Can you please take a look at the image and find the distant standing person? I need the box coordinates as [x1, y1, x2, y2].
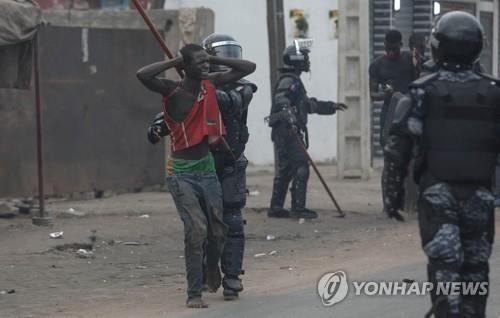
[369, 30, 418, 215]
[369, 29, 417, 145]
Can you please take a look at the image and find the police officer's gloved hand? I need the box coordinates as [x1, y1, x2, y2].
[382, 84, 394, 96]
[147, 126, 162, 144]
[334, 102, 348, 111]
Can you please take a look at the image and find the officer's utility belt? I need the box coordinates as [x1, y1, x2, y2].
[265, 109, 293, 127]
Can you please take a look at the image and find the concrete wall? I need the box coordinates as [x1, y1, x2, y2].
[0, 43, 33, 89]
[34, 0, 158, 10]
[0, 9, 214, 197]
[164, 0, 339, 165]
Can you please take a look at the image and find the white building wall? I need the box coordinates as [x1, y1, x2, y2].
[164, 0, 339, 165]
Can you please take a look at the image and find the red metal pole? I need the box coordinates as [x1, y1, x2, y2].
[32, 32, 52, 226]
[292, 130, 345, 217]
[34, 33, 45, 219]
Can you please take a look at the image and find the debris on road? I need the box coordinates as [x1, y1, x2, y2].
[0, 289, 16, 295]
[62, 208, 86, 217]
[136, 265, 148, 269]
[123, 241, 141, 246]
[76, 249, 94, 259]
[254, 253, 267, 258]
[0, 201, 17, 219]
[266, 234, 276, 241]
[298, 218, 305, 224]
[139, 214, 150, 219]
[17, 203, 32, 215]
[249, 190, 260, 196]
[269, 250, 278, 256]
[49, 231, 64, 239]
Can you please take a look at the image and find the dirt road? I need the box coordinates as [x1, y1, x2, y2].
[1, 166, 498, 318]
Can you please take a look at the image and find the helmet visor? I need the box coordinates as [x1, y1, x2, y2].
[212, 45, 242, 59]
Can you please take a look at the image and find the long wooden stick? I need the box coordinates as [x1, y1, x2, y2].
[132, 0, 242, 160]
[131, 0, 184, 78]
[292, 130, 345, 217]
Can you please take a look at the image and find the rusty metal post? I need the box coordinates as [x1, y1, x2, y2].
[32, 32, 52, 227]
[266, 0, 286, 174]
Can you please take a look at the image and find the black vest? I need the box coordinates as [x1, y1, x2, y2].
[423, 77, 500, 182]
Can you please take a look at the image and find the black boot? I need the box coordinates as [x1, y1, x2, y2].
[269, 154, 293, 218]
[290, 207, 318, 219]
[222, 275, 243, 300]
[268, 206, 290, 218]
[268, 181, 290, 218]
[290, 164, 316, 218]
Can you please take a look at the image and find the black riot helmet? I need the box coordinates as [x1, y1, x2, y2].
[282, 39, 313, 72]
[202, 33, 242, 72]
[430, 11, 483, 71]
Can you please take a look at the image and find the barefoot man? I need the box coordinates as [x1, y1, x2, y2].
[137, 44, 255, 308]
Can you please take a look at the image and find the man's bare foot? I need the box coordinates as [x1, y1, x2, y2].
[206, 266, 222, 293]
[186, 297, 208, 308]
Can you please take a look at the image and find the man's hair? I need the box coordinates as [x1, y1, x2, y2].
[385, 30, 402, 44]
[409, 33, 426, 49]
[180, 44, 204, 65]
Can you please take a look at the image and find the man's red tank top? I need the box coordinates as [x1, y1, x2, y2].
[162, 79, 226, 152]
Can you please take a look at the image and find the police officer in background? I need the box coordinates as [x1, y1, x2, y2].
[383, 12, 498, 317]
[267, 40, 347, 219]
[148, 34, 257, 300]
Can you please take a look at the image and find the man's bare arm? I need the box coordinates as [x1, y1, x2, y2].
[208, 56, 256, 87]
[136, 56, 183, 96]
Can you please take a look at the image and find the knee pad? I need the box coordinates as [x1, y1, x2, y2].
[221, 210, 245, 276]
[423, 223, 463, 266]
[221, 158, 248, 209]
[418, 186, 459, 248]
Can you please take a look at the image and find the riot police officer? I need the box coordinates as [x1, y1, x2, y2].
[148, 34, 256, 301]
[267, 40, 347, 219]
[202, 33, 256, 300]
[383, 12, 498, 317]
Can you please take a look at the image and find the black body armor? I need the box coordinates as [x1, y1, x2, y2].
[418, 76, 500, 182]
[269, 72, 309, 130]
